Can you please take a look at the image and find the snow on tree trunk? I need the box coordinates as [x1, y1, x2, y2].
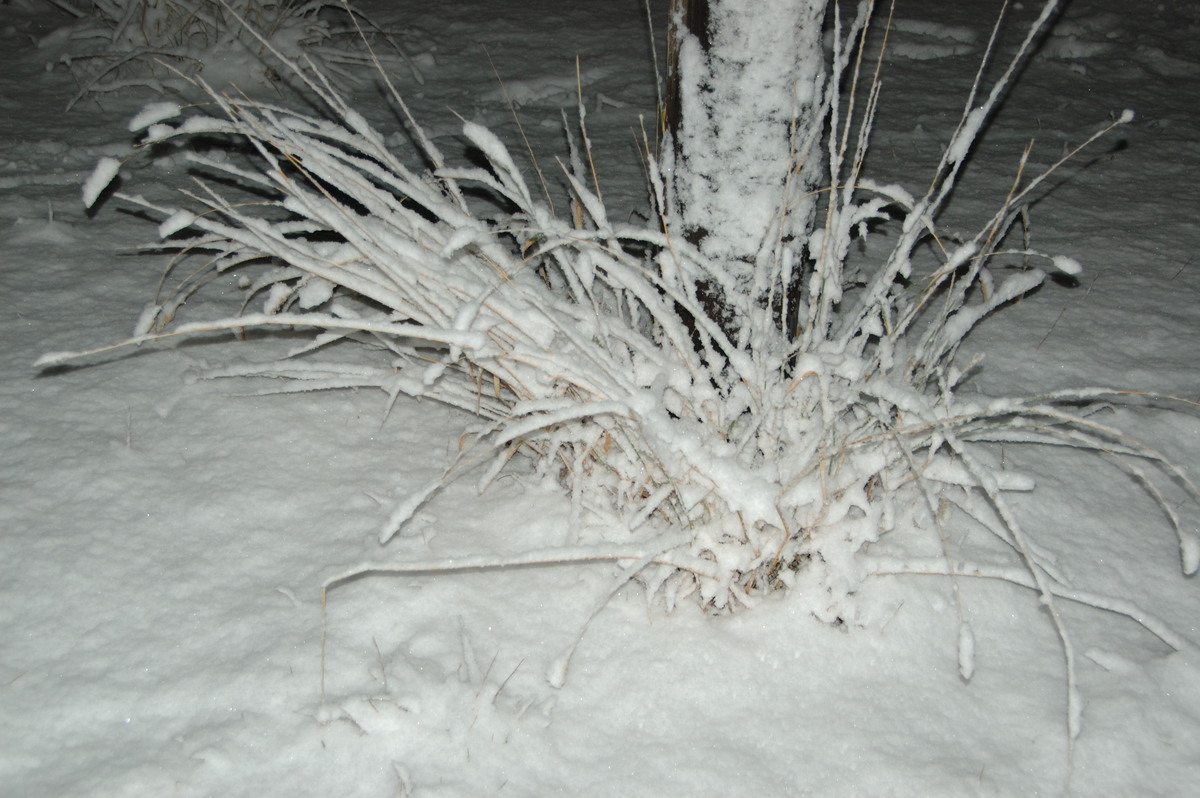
[666, 0, 829, 334]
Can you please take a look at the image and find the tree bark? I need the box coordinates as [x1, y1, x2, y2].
[666, 0, 829, 336]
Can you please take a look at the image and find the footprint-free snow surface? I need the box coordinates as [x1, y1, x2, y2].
[2, 0, 1199, 795]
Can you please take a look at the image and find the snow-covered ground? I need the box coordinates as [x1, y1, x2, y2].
[2, 0, 1198, 795]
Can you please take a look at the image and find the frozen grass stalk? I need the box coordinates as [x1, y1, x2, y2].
[47, 0, 1198, 759]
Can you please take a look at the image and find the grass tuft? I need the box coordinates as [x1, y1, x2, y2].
[46, 0, 421, 110]
[51, 0, 1197, 755]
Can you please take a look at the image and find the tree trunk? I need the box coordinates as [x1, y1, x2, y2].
[666, 0, 829, 336]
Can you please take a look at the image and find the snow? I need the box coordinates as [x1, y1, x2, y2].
[1051, 254, 1084, 276]
[80, 155, 120, 208]
[127, 102, 181, 133]
[3, 0, 1199, 796]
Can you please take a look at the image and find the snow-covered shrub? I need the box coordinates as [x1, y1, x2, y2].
[44, 0, 420, 109]
[47, 0, 1197, 743]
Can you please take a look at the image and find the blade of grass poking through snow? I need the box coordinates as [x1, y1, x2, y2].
[946, 431, 1083, 748]
[862, 557, 1197, 656]
[484, 47, 556, 214]
[320, 532, 698, 699]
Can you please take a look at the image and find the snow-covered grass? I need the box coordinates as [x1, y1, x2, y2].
[43, 0, 422, 110]
[42, 0, 1200, 758]
[6, 0, 1200, 794]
